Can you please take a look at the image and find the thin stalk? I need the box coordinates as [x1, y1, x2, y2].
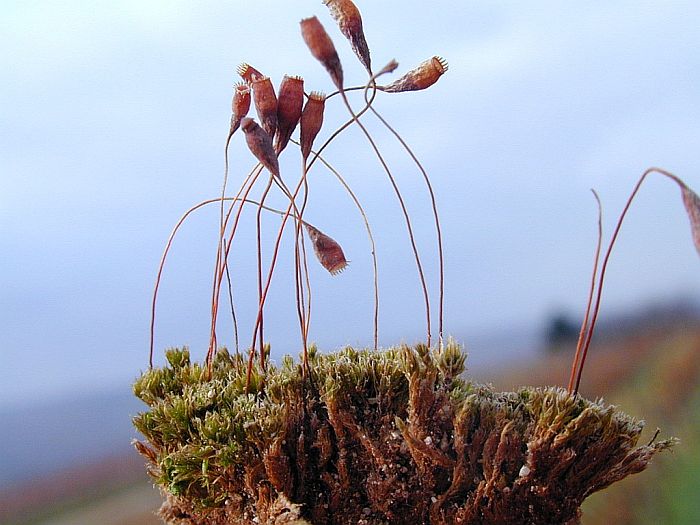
[150, 199, 213, 368]
[209, 164, 265, 365]
[220, 132, 238, 354]
[246, 201, 295, 387]
[294, 164, 311, 367]
[282, 155, 314, 373]
[252, 171, 312, 371]
[150, 193, 292, 368]
[292, 138, 379, 352]
[305, 75, 380, 172]
[573, 167, 678, 394]
[278, 174, 313, 343]
[326, 84, 393, 100]
[293, 204, 310, 371]
[339, 88, 432, 347]
[255, 176, 275, 366]
[365, 96, 444, 347]
[245, 167, 313, 375]
[244, 171, 311, 369]
[272, 175, 313, 358]
[209, 162, 262, 358]
[326, 84, 373, 100]
[294, 239, 308, 344]
[567, 190, 602, 393]
[223, 259, 239, 354]
[301, 231, 312, 341]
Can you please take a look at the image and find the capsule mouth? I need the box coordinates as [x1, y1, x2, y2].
[240, 117, 256, 132]
[237, 63, 253, 77]
[234, 82, 250, 94]
[432, 56, 449, 74]
[329, 261, 348, 275]
[237, 63, 264, 83]
[283, 74, 304, 83]
[309, 91, 327, 101]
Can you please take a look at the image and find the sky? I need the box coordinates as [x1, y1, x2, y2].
[2, 0, 699, 409]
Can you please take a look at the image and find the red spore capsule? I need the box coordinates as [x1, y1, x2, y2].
[382, 56, 448, 93]
[324, 0, 371, 73]
[241, 117, 280, 178]
[229, 82, 251, 135]
[299, 91, 326, 162]
[251, 76, 278, 140]
[237, 62, 264, 84]
[300, 16, 343, 89]
[275, 75, 304, 154]
[305, 223, 348, 275]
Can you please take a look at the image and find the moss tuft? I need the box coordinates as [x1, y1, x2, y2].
[133, 345, 674, 524]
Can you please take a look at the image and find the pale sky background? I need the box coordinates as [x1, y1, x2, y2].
[2, 0, 699, 409]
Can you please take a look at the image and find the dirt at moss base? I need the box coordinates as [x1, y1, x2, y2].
[133, 344, 673, 524]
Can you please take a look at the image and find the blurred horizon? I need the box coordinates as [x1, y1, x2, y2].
[3, 294, 698, 411]
[2, 295, 698, 493]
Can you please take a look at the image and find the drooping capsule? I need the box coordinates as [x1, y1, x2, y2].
[237, 62, 264, 84]
[299, 91, 326, 162]
[251, 76, 278, 140]
[229, 82, 251, 136]
[323, 0, 371, 73]
[382, 56, 448, 93]
[305, 223, 348, 275]
[300, 16, 343, 89]
[679, 181, 700, 256]
[241, 117, 280, 178]
[275, 75, 304, 154]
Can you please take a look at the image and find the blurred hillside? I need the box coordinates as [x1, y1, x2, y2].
[473, 319, 700, 525]
[3, 318, 699, 524]
[0, 454, 160, 525]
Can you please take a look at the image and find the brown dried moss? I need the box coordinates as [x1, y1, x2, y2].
[133, 344, 673, 524]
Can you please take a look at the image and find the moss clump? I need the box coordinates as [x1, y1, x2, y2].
[133, 344, 673, 524]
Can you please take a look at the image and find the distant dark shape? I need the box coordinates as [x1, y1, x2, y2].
[544, 312, 579, 352]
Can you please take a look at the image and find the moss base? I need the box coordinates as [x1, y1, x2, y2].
[133, 344, 673, 524]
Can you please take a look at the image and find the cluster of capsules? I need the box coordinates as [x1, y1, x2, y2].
[201, 0, 450, 373]
[230, 0, 448, 180]
[225, 0, 448, 273]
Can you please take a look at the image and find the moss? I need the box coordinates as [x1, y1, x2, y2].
[133, 344, 674, 524]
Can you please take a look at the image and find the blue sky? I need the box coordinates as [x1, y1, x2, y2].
[2, 1, 699, 408]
